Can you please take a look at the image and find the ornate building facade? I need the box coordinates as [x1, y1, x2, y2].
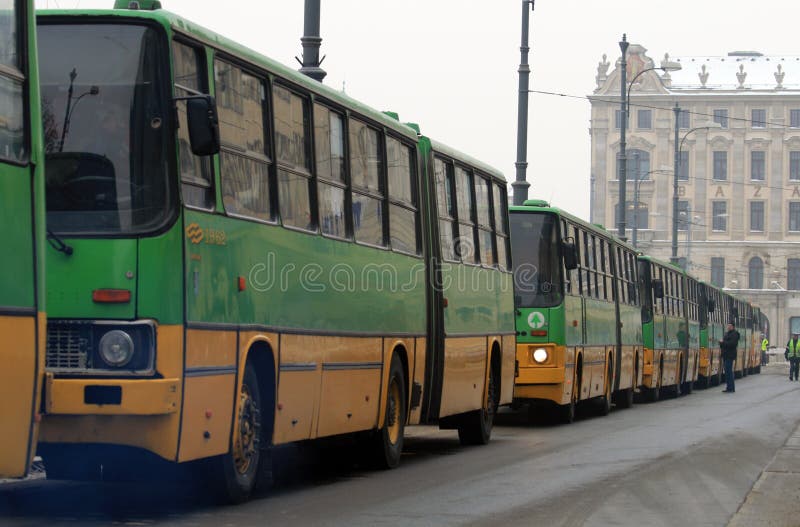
[590, 43, 800, 346]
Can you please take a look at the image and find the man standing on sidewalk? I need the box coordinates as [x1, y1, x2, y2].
[785, 332, 800, 381]
[761, 334, 769, 365]
[720, 322, 740, 393]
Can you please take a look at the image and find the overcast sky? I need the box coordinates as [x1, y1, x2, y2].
[35, 0, 800, 220]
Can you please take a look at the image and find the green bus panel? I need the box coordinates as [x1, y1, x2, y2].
[184, 210, 427, 333]
[441, 264, 513, 336]
[46, 238, 137, 319]
[515, 304, 566, 346]
[138, 221, 184, 325]
[0, 170, 35, 309]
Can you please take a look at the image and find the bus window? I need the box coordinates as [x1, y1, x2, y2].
[314, 104, 347, 238]
[274, 85, 313, 230]
[41, 24, 171, 234]
[493, 182, 509, 270]
[174, 41, 214, 209]
[387, 136, 418, 254]
[454, 166, 477, 263]
[509, 212, 562, 307]
[434, 158, 456, 260]
[474, 175, 493, 265]
[216, 59, 271, 221]
[349, 117, 384, 246]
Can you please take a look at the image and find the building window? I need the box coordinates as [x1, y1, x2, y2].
[711, 257, 725, 287]
[713, 151, 727, 180]
[637, 109, 652, 129]
[678, 151, 689, 181]
[752, 109, 767, 128]
[615, 109, 622, 129]
[790, 202, 800, 232]
[750, 201, 765, 232]
[712, 201, 727, 231]
[615, 201, 649, 230]
[751, 151, 766, 181]
[713, 109, 728, 129]
[790, 152, 800, 181]
[789, 259, 800, 290]
[677, 200, 690, 231]
[616, 149, 650, 181]
[678, 110, 690, 129]
[749, 257, 764, 289]
[791, 109, 800, 128]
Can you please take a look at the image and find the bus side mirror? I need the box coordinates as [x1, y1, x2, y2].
[652, 278, 664, 299]
[186, 96, 220, 156]
[562, 239, 578, 271]
[708, 299, 716, 313]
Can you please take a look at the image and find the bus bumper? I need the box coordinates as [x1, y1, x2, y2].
[44, 374, 180, 415]
[513, 343, 570, 404]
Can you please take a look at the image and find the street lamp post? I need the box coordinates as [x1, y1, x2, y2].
[617, 34, 629, 239]
[616, 39, 681, 239]
[671, 113, 722, 264]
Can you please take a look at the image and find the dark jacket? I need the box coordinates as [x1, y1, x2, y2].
[720, 329, 740, 361]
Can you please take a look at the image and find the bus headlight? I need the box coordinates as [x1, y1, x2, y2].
[98, 330, 135, 367]
[533, 348, 548, 364]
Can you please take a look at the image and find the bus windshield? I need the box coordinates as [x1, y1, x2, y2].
[38, 23, 171, 235]
[510, 211, 563, 308]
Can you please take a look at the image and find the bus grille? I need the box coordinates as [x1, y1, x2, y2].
[46, 324, 89, 371]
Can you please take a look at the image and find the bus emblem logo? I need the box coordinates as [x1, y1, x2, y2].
[528, 311, 546, 329]
[186, 223, 204, 244]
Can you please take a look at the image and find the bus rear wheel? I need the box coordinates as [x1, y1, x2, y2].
[370, 353, 406, 468]
[214, 363, 267, 504]
[595, 362, 613, 416]
[458, 360, 499, 445]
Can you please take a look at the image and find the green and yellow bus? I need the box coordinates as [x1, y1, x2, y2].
[36, 0, 514, 502]
[637, 255, 699, 400]
[510, 200, 642, 423]
[0, 0, 46, 479]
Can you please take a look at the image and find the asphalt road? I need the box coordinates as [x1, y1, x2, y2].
[2, 367, 798, 527]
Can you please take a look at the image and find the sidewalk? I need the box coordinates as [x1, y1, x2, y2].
[728, 363, 800, 527]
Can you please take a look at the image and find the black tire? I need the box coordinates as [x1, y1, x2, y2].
[214, 363, 264, 504]
[645, 367, 661, 402]
[370, 353, 406, 467]
[558, 398, 576, 424]
[669, 361, 683, 398]
[557, 379, 578, 424]
[614, 387, 634, 409]
[41, 448, 101, 481]
[458, 358, 499, 445]
[595, 362, 612, 416]
[682, 359, 694, 395]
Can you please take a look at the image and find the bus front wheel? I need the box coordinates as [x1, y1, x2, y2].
[215, 362, 266, 503]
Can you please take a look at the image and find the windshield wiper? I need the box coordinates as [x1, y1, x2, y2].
[47, 229, 74, 256]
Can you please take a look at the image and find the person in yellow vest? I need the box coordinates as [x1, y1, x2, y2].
[761, 334, 769, 365]
[786, 332, 800, 381]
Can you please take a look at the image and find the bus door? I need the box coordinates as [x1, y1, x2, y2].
[0, 0, 44, 478]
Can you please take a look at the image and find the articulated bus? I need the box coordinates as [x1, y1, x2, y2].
[36, 1, 514, 502]
[637, 256, 699, 400]
[0, 0, 46, 478]
[510, 200, 642, 423]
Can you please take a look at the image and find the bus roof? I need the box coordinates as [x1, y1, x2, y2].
[38, 6, 420, 143]
[510, 199, 638, 252]
[428, 138, 507, 183]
